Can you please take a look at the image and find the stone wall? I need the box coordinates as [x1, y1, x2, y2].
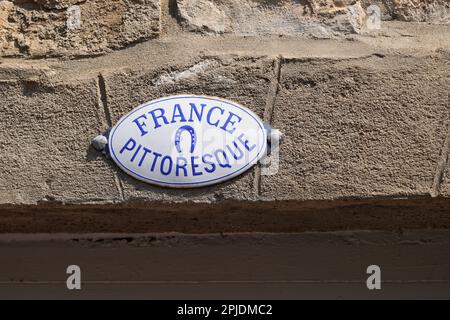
[2, 0, 449, 57]
[1, 0, 450, 232]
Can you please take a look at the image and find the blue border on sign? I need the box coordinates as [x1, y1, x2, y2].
[109, 95, 267, 187]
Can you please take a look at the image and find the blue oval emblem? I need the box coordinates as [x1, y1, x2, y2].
[109, 95, 267, 188]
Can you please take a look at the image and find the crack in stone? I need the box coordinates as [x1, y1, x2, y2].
[159, 0, 166, 35]
[96, 72, 124, 201]
[160, 0, 178, 36]
[264, 55, 282, 124]
[431, 93, 450, 197]
[255, 55, 283, 196]
[114, 174, 125, 202]
[97, 73, 112, 128]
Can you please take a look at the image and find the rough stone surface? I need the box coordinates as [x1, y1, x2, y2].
[31, 0, 83, 9]
[354, 1, 450, 23]
[0, 74, 120, 204]
[0, 8, 449, 230]
[389, 0, 450, 22]
[1, 0, 449, 59]
[261, 55, 450, 200]
[0, 29, 450, 208]
[104, 56, 275, 202]
[176, 0, 368, 37]
[438, 144, 450, 197]
[0, 0, 160, 58]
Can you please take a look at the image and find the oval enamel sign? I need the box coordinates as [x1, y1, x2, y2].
[109, 95, 267, 188]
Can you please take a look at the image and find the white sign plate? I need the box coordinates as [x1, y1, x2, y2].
[109, 95, 267, 188]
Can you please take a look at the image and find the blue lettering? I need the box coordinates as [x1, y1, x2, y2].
[188, 103, 207, 122]
[226, 141, 244, 160]
[202, 154, 216, 173]
[139, 147, 152, 167]
[176, 157, 188, 177]
[160, 156, 173, 176]
[133, 114, 149, 136]
[149, 108, 169, 129]
[150, 152, 162, 172]
[214, 149, 232, 168]
[190, 156, 203, 176]
[238, 133, 256, 152]
[171, 104, 187, 123]
[130, 144, 142, 162]
[119, 137, 136, 154]
[220, 112, 242, 134]
[207, 106, 224, 127]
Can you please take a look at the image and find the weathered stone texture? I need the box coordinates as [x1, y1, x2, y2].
[0, 0, 160, 58]
[390, 0, 450, 22]
[438, 137, 450, 197]
[1, 51, 450, 205]
[1, 0, 449, 59]
[360, 0, 450, 22]
[0, 77, 119, 204]
[176, 0, 368, 37]
[31, 0, 83, 9]
[103, 56, 275, 202]
[261, 55, 450, 200]
[0, 0, 450, 208]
